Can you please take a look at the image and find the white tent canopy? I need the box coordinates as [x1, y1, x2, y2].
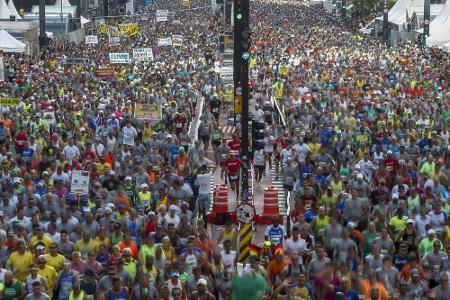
[0, 0, 10, 19]
[374, 0, 409, 26]
[429, 0, 450, 33]
[0, 30, 25, 53]
[427, 0, 450, 49]
[80, 15, 90, 28]
[7, 0, 21, 19]
[387, 0, 409, 25]
[54, 0, 72, 6]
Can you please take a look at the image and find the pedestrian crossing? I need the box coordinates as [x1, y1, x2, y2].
[221, 126, 235, 134]
[269, 166, 287, 216]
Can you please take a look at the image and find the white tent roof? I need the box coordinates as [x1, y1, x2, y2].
[0, 0, 10, 19]
[80, 15, 90, 28]
[0, 29, 25, 53]
[427, 24, 450, 46]
[388, 0, 409, 25]
[430, 0, 450, 32]
[426, 0, 450, 48]
[375, 0, 409, 26]
[7, 0, 21, 19]
[54, 0, 72, 6]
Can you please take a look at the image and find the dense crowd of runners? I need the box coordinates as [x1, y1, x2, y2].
[0, 0, 450, 299]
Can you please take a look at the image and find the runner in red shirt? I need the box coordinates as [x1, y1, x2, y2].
[227, 134, 241, 157]
[224, 151, 241, 199]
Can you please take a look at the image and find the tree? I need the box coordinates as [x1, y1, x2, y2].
[350, 0, 396, 19]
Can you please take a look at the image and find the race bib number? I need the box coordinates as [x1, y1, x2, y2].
[284, 176, 294, 185]
[229, 174, 238, 180]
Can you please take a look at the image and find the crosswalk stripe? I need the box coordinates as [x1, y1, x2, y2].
[221, 126, 235, 134]
[269, 167, 287, 216]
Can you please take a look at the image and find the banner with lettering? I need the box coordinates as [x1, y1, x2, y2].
[109, 53, 131, 64]
[157, 37, 172, 47]
[156, 10, 169, 22]
[71, 170, 90, 195]
[85, 35, 98, 44]
[0, 97, 19, 106]
[133, 48, 154, 62]
[118, 23, 140, 37]
[109, 36, 120, 46]
[95, 68, 116, 79]
[134, 103, 162, 120]
[171, 35, 183, 47]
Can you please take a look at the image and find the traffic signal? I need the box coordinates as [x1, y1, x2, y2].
[241, 29, 251, 61]
[235, 0, 243, 20]
[248, 79, 253, 92]
[252, 120, 265, 150]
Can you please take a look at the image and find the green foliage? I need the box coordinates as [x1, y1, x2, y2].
[349, 0, 396, 18]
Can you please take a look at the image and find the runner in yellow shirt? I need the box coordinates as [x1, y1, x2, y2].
[7, 241, 34, 282]
[37, 255, 57, 298]
[44, 243, 66, 272]
[28, 227, 53, 253]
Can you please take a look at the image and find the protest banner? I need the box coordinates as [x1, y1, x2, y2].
[60, 58, 90, 65]
[158, 37, 172, 47]
[109, 36, 121, 46]
[98, 24, 110, 34]
[278, 65, 290, 76]
[71, 170, 90, 195]
[171, 35, 183, 47]
[134, 103, 163, 120]
[118, 23, 140, 36]
[0, 97, 19, 106]
[133, 48, 154, 62]
[156, 9, 169, 22]
[95, 68, 116, 79]
[109, 53, 131, 64]
[85, 35, 98, 44]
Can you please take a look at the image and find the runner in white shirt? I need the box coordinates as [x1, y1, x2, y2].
[284, 226, 307, 263]
[294, 139, 310, 163]
[122, 122, 138, 146]
[62, 138, 80, 164]
[196, 164, 212, 218]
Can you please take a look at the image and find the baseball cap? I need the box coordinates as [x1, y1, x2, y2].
[428, 229, 436, 235]
[125, 176, 132, 181]
[411, 268, 420, 277]
[169, 204, 177, 211]
[406, 218, 414, 224]
[197, 278, 207, 286]
[170, 271, 179, 277]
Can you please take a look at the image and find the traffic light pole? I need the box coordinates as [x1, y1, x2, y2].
[240, 0, 250, 203]
[233, 0, 242, 124]
[423, 0, 430, 48]
[383, 0, 389, 47]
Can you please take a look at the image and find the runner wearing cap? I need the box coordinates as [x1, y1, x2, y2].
[224, 151, 241, 198]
